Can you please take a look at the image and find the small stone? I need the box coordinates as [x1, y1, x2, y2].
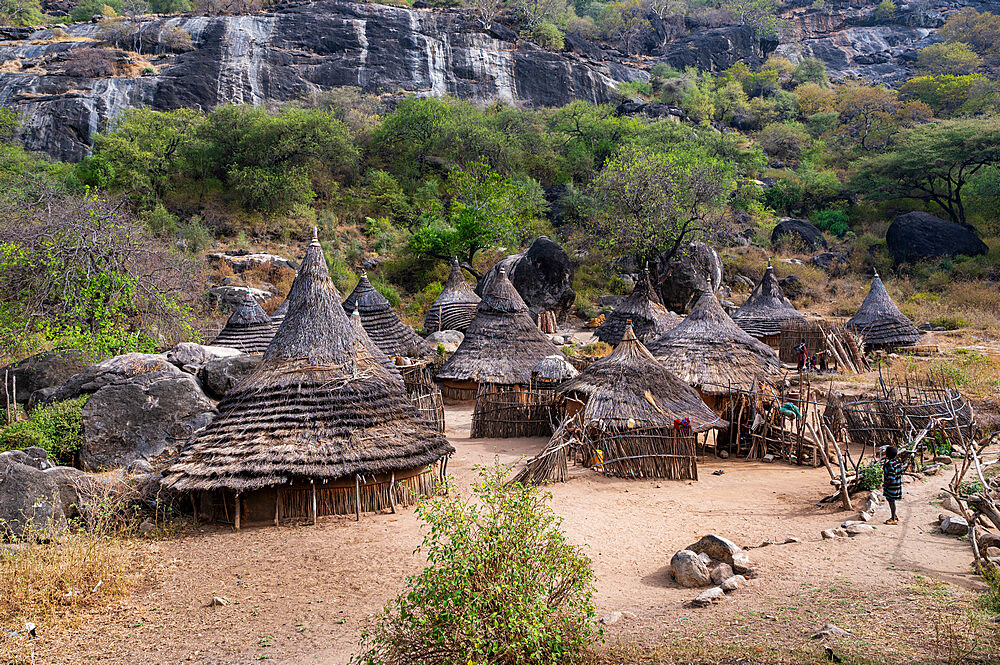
[934, 456, 953, 465]
[941, 516, 969, 536]
[762, 454, 775, 463]
[942, 495, 963, 515]
[710, 563, 734, 585]
[600, 611, 623, 625]
[821, 529, 837, 540]
[923, 464, 941, 476]
[670, 550, 712, 588]
[138, 520, 156, 535]
[210, 596, 229, 607]
[845, 524, 875, 536]
[783, 537, 801, 544]
[718, 450, 729, 459]
[903, 475, 915, 484]
[841, 520, 862, 528]
[859, 511, 872, 522]
[812, 623, 849, 639]
[986, 547, 1000, 559]
[832, 528, 848, 538]
[690, 587, 725, 607]
[720, 575, 745, 592]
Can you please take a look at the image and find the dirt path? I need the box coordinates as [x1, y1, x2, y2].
[41, 404, 982, 664]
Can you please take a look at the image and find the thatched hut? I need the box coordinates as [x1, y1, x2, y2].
[558, 324, 724, 480]
[436, 268, 565, 401]
[647, 291, 782, 410]
[270, 298, 288, 328]
[423, 258, 481, 333]
[163, 234, 453, 527]
[343, 272, 426, 357]
[531, 355, 579, 389]
[845, 272, 921, 351]
[213, 290, 276, 354]
[731, 262, 805, 348]
[594, 270, 680, 346]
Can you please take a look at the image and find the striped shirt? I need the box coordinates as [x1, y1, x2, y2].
[883, 458, 903, 500]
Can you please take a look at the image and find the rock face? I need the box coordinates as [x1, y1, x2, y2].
[886, 211, 988, 265]
[164, 342, 243, 369]
[2, 351, 93, 405]
[206, 250, 297, 274]
[208, 286, 274, 313]
[477, 236, 576, 320]
[0, 0, 640, 161]
[199, 354, 262, 399]
[79, 372, 217, 470]
[772, 218, 827, 251]
[660, 25, 768, 72]
[0, 460, 65, 538]
[41, 353, 182, 405]
[655, 242, 723, 313]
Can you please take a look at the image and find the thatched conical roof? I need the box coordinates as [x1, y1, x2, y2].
[424, 258, 481, 333]
[270, 298, 289, 327]
[343, 272, 426, 357]
[531, 355, 579, 385]
[163, 233, 452, 493]
[731, 263, 805, 338]
[436, 268, 565, 386]
[647, 291, 782, 395]
[560, 324, 723, 432]
[845, 272, 921, 348]
[595, 270, 681, 346]
[212, 290, 276, 354]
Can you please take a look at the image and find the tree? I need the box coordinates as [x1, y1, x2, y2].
[468, 0, 501, 29]
[407, 159, 547, 277]
[938, 7, 1000, 63]
[900, 73, 999, 117]
[916, 42, 982, 76]
[598, 0, 652, 54]
[835, 81, 931, 152]
[0, 0, 43, 26]
[510, 0, 569, 29]
[724, 0, 785, 40]
[588, 143, 735, 266]
[793, 57, 829, 86]
[852, 118, 1000, 225]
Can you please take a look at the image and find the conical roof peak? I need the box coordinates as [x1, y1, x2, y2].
[732, 262, 804, 338]
[477, 266, 529, 314]
[845, 273, 920, 348]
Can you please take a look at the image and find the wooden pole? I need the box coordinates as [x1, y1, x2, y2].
[234, 492, 241, 531]
[389, 472, 397, 514]
[274, 488, 280, 527]
[191, 493, 198, 524]
[829, 437, 853, 511]
[355, 475, 361, 522]
[311, 480, 317, 525]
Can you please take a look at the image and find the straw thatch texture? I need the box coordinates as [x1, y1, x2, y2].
[436, 269, 566, 387]
[423, 259, 481, 333]
[270, 298, 288, 327]
[647, 292, 782, 396]
[594, 271, 680, 346]
[731, 264, 805, 339]
[343, 272, 426, 357]
[560, 324, 724, 433]
[163, 235, 453, 497]
[212, 290, 276, 354]
[531, 355, 579, 387]
[845, 274, 921, 350]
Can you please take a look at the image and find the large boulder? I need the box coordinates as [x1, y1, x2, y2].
[425, 330, 464, 354]
[1, 351, 92, 404]
[0, 447, 52, 472]
[79, 372, 217, 471]
[686, 534, 753, 575]
[772, 218, 827, 251]
[886, 212, 988, 265]
[207, 286, 274, 314]
[199, 355, 262, 399]
[0, 461, 65, 539]
[39, 353, 183, 407]
[476, 236, 576, 320]
[206, 250, 298, 274]
[655, 241, 723, 313]
[164, 342, 243, 369]
[670, 549, 712, 587]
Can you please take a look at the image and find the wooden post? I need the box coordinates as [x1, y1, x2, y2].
[274, 489, 280, 527]
[311, 480, 317, 525]
[355, 475, 361, 522]
[234, 492, 241, 531]
[190, 494, 198, 524]
[829, 437, 853, 511]
[389, 473, 396, 514]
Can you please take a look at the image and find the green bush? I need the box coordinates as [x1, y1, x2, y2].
[354, 463, 598, 665]
[857, 460, 884, 491]
[0, 396, 90, 464]
[370, 277, 402, 309]
[179, 218, 211, 253]
[811, 207, 850, 237]
[528, 22, 565, 51]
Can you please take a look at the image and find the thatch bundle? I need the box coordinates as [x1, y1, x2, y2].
[531, 355, 579, 387]
[343, 272, 426, 357]
[163, 233, 453, 524]
[731, 263, 805, 343]
[647, 291, 782, 400]
[212, 290, 276, 354]
[845, 273, 921, 350]
[270, 298, 288, 327]
[594, 270, 680, 346]
[423, 258, 481, 333]
[436, 268, 565, 399]
[560, 324, 724, 433]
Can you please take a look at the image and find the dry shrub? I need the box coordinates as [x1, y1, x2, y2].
[63, 47, 117, 78]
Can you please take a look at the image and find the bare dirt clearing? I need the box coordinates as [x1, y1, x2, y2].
[38, 405, 985, 665]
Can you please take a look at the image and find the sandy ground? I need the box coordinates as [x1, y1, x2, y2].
[40, 404, 985, 665]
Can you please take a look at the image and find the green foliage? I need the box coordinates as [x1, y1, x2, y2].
[142, 203, 178, 236]
[875, 0, 895, 19]
[916, 42, 983, 76]
[938, 8, 1000, 65]
[793, 58, 829, 86]
[597, 0, 651, 54]
[0, 396, 90, 464]
[725, 0, 785, 39]
[900, 73, 999, 117]
[370, 277, 401, 308]
[857, 460, 884, 491]
[811, 206, 850, 237]
[70, 0, 122, 21]
[757, 121, 811, 164]
[354, 463, 598, 665]
[179, 217, 211, 253]
[528, 21, 565, 50]
[0, 0, 44, 26]
[148, 0, 190, 12]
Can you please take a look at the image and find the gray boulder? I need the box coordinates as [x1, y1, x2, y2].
[39, 353, 182, 406]
[206, 250, 297, 274]
[1, 351, 92, 404]
[812, 252, 848, 271]
[670, 549, 712, 587]
[655, 241, 723, 313]
[886, 212, 988, 265]
[476, 236, 576, 321]
[686, 534, 753, 575]
[845, 524, 875, 536]
[208, 286, 273, 314]
[425, 330, 464, 354]
[199, 355, 262, 399]
[43, 465, 92, 518]
[720, 575, 745, 593]
[0, 447, 51, 471]
[941, 516, 969, 536]
[79, 372, 217, 471]
[709, 562, 734, 585]
[772, 218, 827, 251]
[164, 343, 242, 369]
[690, 586, 725, 607]
[0, 461, 65, 539]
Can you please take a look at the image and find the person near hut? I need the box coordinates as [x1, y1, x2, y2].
[795, 338, 808, 372]
[882, 446, 903, 525]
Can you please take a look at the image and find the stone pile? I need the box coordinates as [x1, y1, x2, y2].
[669, 534, 754, 607]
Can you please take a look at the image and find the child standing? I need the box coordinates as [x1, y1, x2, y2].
[882, 446, 903, 525]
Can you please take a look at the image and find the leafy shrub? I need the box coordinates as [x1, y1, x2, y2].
[158, 25, 193, 53]
[811, 207, 850, 237]
[354, 464, 598, 665]
[370, 277, 401, 309]
[857, 460, 884, 491]
[143, 203, 178, 236]
[179, 217, 211, 252]
[528, 22, 565, 51]
[0, 396, 89, 464]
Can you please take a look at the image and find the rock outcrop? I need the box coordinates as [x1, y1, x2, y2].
[199, 354, 262, 399]
[886, 211, 988, 264]
[0, 0, 641, 161]
[477, 236, 576, 321]
[39, 353, 182, 406]
[772, 218, 827, 251]
[655, 241, 723, 313]
[1, 351, 92, 405]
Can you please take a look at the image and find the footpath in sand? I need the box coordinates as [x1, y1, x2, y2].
[45, 404, 981, 664]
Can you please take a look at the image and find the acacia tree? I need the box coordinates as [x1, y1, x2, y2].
[835, 81, 931, 152]
[724, 0, 785, 40]
[852, 117, 1000, 225]
[588, 143, 735, 266]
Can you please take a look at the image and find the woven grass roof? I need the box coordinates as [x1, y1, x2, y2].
[845, 273, 921, 348]
[270, 298, 288, 327]
[731, 263, 805, 338]
[647, 291, 782, 395]
[343, 272, 426, 357]
[163, 233, 452, 493]
[436, 268, 565, 386]
[595, 270, 681, 346]
[212, 290, 276, 354]
[561, 324, 724, 432]
[424, 258, 481, 333]
[531, 355, 579, 384]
